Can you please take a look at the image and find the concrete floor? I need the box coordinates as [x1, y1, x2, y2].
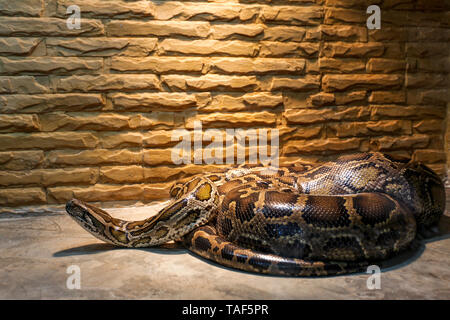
[0, 198, 449, 300]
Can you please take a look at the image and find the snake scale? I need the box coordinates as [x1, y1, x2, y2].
[65, 152, 445, 276]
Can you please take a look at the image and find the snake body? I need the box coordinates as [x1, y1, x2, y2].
[66, 152, 445, 276]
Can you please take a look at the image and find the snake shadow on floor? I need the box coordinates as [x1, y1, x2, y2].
[53, 241, 186, 257]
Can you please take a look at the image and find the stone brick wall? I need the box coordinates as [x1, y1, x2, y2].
[0, 0, 448, 208]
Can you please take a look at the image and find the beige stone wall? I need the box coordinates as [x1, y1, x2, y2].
[447, 102, 450, 185]
[0, 0, 448, 208]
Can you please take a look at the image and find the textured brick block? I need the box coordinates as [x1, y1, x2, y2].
[201, 93, 283, 112]
[46, 149, 142, 166]
[48, 184, 144, 202]
[319, 58, 365, 73]
[281, 126, 323, 140]
[0, 151, 44, 171]
[413, 120, 445, 133]
[162, 74, 258, 92]
[371, 135, 430, 151]
[209, 58, 306, 75]
[0, 94, 105, 113]
[107, 20, 210, 37]
[308, 92, 335, 107]
[159, 39, 258, 57]
[110, 57, 205, 73]
[368, 27, 407, 42]
[413, 149, 446, 163]
[0, 38, 43, 55]
[0, 0, 43, 17]
[0, 57, 103, 75]
[370, 105, 446, 120]
[406, 74, 448, 89]
[0, 76, 50, 93]
[142, 131, 177, 148]
[335, 91, 367, 105]
[142, 183, 172, 201]
[259, 42, 319, 58]
[262, 76, 320, 91]
[367, 59, 406, 73]
[110, 92, 210, 112]
[406, 43, 450, 58]
[328, 120, 411, 138]
[322, 42, 384, 58]
[0, 114, 40, 132]
[38, 113, 143, 132]
[415, 58, 450, 73]
[0, 168, 98, 187]
[261, 6, 323, 25]
[283, 137, 363, 155]
[369, 91, 406, 104]
[143, 149, 175, 166]
[0, 17, 104, 36]
[324, 0, 382, 9]
[263, 26, 320, 42]
[46, 38, 158, 57]
[320, 25, 367, 41]
[54, 0, 155, 19]
[100, 166, 145, 184]
[408, 27, 450, 42]
[186, 111, 278, 128]
[380, 0, 414, 10]
[55, 74, 161, 92]
[285, 106, 369, 124]
[322, 74, 403, 92]
[407, 89, 449, 106]
[154, 2, 253, 21]
[324, 8, 365, 24]
[0, 187, 46, 206]
[211, 24, 263, 39]
[98, 132, 144, 149]
[0, 132, 99, 151]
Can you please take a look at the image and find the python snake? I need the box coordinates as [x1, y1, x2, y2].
[65, 152, 445, 276]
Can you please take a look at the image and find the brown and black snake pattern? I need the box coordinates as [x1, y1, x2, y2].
[65, 152, 446, 276]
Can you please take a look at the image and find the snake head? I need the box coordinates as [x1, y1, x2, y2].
[65, 177, 220, 248]
[65, 198, 124, 245]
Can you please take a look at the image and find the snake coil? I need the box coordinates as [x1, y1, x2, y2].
[66, 152, 445, 276]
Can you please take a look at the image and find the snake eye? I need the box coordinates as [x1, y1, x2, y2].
[66, 199, 87, 220]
